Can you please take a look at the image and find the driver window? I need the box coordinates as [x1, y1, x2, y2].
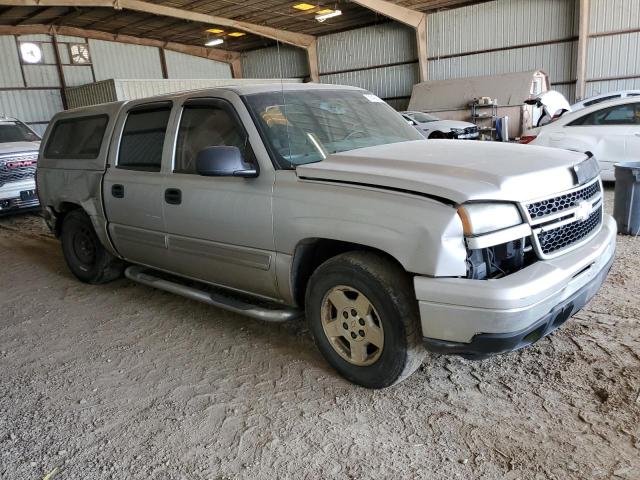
[174, 101, 251, 174]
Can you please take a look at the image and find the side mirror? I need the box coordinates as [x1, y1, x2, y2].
[195, 146, 258, 178]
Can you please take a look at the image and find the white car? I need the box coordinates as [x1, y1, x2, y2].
[522, 97, 640, 181]
[401, 111, 479, 140]
[571, 90, 640, 111]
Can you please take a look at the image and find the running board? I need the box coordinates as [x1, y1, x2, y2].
[124, 265, 302, 323]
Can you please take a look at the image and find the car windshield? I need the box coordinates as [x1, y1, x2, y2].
[409, 112, 439, 123]
[245, 90, 423, 168]
[0, 122, 40, 143]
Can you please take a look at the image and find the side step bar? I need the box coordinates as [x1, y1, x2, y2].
[124, 265, 303, 323]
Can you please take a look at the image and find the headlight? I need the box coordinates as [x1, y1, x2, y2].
[457, 203, 523, 236]
[450, 128, 465, 134]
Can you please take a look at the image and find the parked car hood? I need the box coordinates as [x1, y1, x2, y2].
[422, 120, 476, 130]
[296, 140, 584, 204]
[0, 141, 40, 157]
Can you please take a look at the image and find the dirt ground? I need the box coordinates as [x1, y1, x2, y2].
[1, 187, 639, 480]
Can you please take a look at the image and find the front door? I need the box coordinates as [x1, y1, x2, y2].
[559, 102, 637, 179]
[162, 96, 278, 299]
[103, 101, 172, 268]
[625, 101, 640, 162]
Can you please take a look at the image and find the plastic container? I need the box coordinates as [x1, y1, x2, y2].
[613, 162, 640, 235]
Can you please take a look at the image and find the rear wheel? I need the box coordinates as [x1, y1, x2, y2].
[61, 209, 124, 284]
[306, 251, 425, 388]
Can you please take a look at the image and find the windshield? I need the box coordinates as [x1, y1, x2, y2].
[409, 112, 439, 123]
[0, 122, 40, 143]
[245, 90, 423, 168]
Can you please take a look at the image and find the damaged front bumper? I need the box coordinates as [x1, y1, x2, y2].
[414, 214, 617, 357]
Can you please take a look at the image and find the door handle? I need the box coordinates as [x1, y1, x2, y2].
[634, 132, 640, 137]
[111, 184, 124, 198]
[164, 188, 182, 205]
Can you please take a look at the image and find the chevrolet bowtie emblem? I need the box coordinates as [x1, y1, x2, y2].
[575, 200, 592, 222]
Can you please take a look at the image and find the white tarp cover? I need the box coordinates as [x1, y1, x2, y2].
[408, 70, 549, 111]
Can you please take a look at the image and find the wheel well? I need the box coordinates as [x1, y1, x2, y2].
[53, 202, 82, 236]
[429, 131, 447, 139]
[290, 238, 406, 307]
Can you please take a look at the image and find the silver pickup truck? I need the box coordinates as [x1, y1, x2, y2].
[0, 116, 40, 213]
[37, 84, 616, 388]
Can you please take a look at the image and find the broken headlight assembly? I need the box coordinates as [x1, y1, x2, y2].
[457, 202, 537, 280]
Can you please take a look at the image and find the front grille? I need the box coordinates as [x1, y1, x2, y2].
[0, 153, 37, 187]
[523, 179, 604, 259]
[537, 207, 602, 255]
[527, 181, 600, 220]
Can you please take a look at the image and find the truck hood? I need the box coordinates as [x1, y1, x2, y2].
[296, 140, 585, 204]
[0, 141, 40, 157]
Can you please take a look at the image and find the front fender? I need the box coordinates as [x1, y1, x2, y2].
[273, 171, 467, 278]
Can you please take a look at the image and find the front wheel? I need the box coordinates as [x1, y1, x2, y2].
[61, 209, 124, 284]
[305, 252, 426, 388]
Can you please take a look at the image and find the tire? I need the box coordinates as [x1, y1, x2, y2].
[61, 209, 124, 284]
[429, 131, 446, 139]
[305, 251, 426, 389]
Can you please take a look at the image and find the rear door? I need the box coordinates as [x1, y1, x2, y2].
[103, 101, 173, 268]
[162, 94, 278, 298]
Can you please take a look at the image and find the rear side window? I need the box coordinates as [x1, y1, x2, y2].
[583, 95, 619, 107]
[118, 103, 172, 172]
[44, 115, 108, 159]
[569, 102, 640, 126]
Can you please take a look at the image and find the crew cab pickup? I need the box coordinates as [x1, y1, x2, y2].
[0, 116, 40, 213]
[36, 84, 616, 388]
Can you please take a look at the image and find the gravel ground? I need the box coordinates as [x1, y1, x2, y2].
[0, 188, 639, 480]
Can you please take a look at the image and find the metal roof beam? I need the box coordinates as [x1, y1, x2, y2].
[0, 23, 241, 65]
[0, 0, 315, 48]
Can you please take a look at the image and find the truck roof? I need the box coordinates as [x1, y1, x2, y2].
[57, 83, 367, 117]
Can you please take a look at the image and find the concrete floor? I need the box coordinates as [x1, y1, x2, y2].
[0, 188, 639, 479]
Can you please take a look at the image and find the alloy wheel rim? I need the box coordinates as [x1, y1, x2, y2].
[320, 285, 384, 366]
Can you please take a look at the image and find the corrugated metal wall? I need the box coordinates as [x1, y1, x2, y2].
[318, 22, 417, 72]
[241, 22, 418, 108]
[164, 50, 232, 79]
[318, 22, 417, 108]
[586, 0, 640, 97]
[242, 45, 309, 79]
[241, 0, 582, 108]
[0, 34, 63, 132]
[89, 40, 163, 80]
[427, 0, 578, 102]
[0, 33, 238, 133]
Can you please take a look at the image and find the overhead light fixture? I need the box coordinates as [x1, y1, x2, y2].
[293, 3, 316, 11]
[315, 9, 341, 22]
[228, 32, 246, 37]
[206, 28, 224, 34]
[205, 38, 224, 47]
